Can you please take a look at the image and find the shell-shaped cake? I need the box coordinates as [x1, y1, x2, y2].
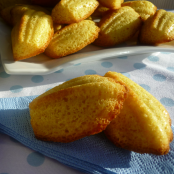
[35, 75, 114, 101]
[139, 9, 174, 45]
[1, 4, 49, 26]
[11, 9, 54, 61]
[45, 20, 100, 59]
[98, 0, 124, 10]
[51, 0, 99, 24]
[104, 71, 173, 155]
[29, 75, 128, 143]
[94, 6, 142, 47]
[121, 0, 157, 21]
[11, 4, 50, 26]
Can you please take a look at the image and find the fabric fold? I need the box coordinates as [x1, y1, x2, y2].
[0, 96, 174, 174]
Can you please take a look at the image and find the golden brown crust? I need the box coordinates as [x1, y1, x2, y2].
[45, 20, 100, 59]
[139, 9, 174, 45]
[11, 4, 50, 26]
[0, 4, 50, 26]
[104, 71, 173, 155]
[51, 0, 99, 24]
[121, 1, 157, 21]
[105, 130, 170, 155]
[11, 9, 54, 61]
[29, 75, 129, 143]
[93, 6, 142, 47]
[98, 0, 124, 10]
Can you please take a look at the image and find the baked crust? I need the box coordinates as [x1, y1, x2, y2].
[51, 0, 99, 24]
[104, 71, 173, 155]
[122, 0, 157, 21]
[93, 6, 142, 47]
[29, 75, 129, 143]
[11, 9, 54, 61]
[139, 9, 174, 45]
[11, 4, 50, 26]
[45, 20, 100, 59]
[98, 0, 124, 10]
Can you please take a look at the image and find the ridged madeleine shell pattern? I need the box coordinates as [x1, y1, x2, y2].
[139, 9, 174, 45]
[45, 20, 100, 59]
[11, 9, 54, 61]
[93, 6, 142, 47]
[29, 75, 128, 143]
[121, 1, 157, 21]
[11, 4, 50, 26]
[104, 71, 173, 155]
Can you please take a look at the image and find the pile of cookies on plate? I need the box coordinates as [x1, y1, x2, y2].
[1, 0, 174, 61]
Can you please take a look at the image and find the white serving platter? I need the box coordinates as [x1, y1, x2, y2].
[1, 17, 174, 75]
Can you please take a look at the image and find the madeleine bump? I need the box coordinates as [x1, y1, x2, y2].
[11, 9, 54, 61]
[104, 71, 173, 155]
[45, 20, 100, 59]
[51, 0, 99, 24]
[122, 0, 157, 21]
[139, 9, 174, 45]
[94, 6, 142, 47]
[29, 75, 128, 143]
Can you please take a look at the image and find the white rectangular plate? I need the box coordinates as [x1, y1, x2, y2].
[1, 16, 174, 75]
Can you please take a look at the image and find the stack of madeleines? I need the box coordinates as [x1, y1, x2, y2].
[1, 0, 174, 60]
[29, 71, 173, 155]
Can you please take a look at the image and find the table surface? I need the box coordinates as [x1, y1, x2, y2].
[1, 50, 174, 173]
[1, 1, 174, 174]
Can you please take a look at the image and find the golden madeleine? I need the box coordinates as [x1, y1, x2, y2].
[1, 4, 50, 26]
[122, 1, 157, 21]
[94, 6, 142, 47]
[51, 0, 99, 24]
[11, 4, 50, 26]
[104, 71, 173, 155]
[98, 0, 124, 10]
[11, 9, 54, 61]
[29, 75, 128, 143]
[45, 20, 100, 59]
[139, 9, 174, 45]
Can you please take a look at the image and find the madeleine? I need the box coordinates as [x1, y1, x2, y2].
[45, 20, 100, 59]
[94, 6, 142, 47]
[51, 0, 99, 24]
[29, 75, 128, 142]
[139, 9, 174, 45]
[104, 71, 173, 155]
[11, 9, 54, 61]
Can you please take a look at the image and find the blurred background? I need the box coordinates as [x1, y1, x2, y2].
[124, 0, 174, 9]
